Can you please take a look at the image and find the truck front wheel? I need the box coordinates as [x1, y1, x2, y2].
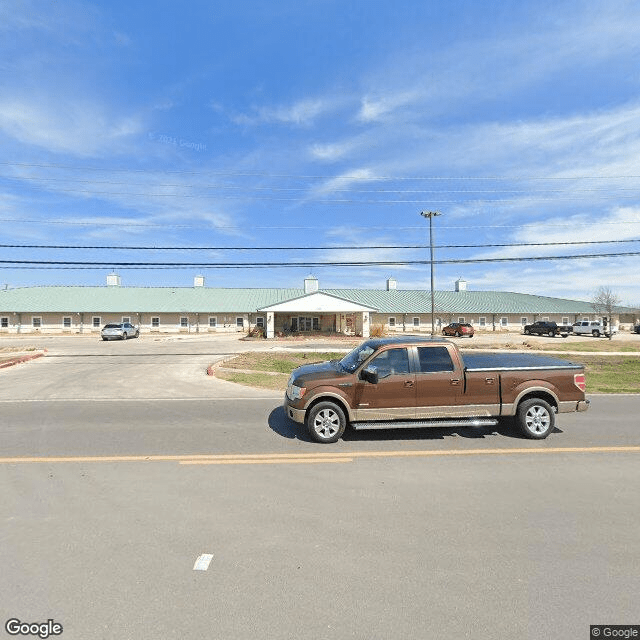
[517, 398, 555, 439]
[306, 401, 346, 444]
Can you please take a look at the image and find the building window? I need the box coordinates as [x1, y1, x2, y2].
[256, 317, 264, 328]
[479, 317, 486, 327]
[63, 316, 72, 328]
[290, 317, 298, 332]
[500, 317, 508, 327]
[1, 317, 8, 328]
[236, 317, 244, 328]
[542, 316, 549, 321]
[413, 317, 420, 327]
[562, 317, 569, 325]
[32, 317, 42, 328]
[457, 317, 465, 323]
[521, 317, 528, 326]
[388, 317, 396, 328]
[208, 317, 217, 328]
[582, 317, 589, 322]
[151, 317, 160, 328]
[180, 317, 189, 328]
[122, 316, 131, 324]
[93, 317, 101, 328]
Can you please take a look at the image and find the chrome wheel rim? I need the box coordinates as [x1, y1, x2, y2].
[313, 408, 340, 439]
[525, 406, 551, 434]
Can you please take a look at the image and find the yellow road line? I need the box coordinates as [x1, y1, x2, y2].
[0, 445, 639, 465]
[179, 457, 353, 465]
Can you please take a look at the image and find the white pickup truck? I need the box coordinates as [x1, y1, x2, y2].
[572, 321, 617, 338]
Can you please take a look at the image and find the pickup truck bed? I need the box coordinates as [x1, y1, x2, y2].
[462, 352, 581, 371]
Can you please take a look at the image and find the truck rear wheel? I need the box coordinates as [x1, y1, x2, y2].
[306, 401, 346, 444]
[592, 330, 600, 337]
[517, 398, 555, 439]
[547, 330, 554, 337]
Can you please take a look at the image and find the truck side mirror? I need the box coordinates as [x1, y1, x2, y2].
[361, 365, 378, 384]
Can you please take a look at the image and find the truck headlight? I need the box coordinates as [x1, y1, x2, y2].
[287, 383, 306, 401]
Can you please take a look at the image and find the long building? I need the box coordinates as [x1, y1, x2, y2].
[0, 274, 635, 337]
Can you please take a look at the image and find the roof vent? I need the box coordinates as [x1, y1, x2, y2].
[107, 272, 121, 287]
[194, 275, 205, 287]
[455, 278, 467, 292]
[304, 274, 319, 294]
[386, 277, 397, 291]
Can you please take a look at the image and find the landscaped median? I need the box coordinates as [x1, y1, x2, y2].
[209, 351, 345, 391]
[209, 344, 640, 395]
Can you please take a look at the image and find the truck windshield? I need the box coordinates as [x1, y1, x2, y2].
[339, 342, 376, 372]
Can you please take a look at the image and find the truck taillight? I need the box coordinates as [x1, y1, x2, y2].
[574, 373, 586, 392]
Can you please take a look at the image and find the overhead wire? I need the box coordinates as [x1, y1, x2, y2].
[1, 239, 640, 250]
[1, 251, 640, 268]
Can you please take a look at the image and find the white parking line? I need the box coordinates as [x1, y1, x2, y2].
[193, 554, 214, 571]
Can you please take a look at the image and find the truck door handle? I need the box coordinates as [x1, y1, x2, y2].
[450, 379, 461, 386]
[404, 380, 414, 388]
[485, 377, 495, 385]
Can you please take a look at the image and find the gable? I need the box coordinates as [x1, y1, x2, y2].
[259, 291, 377, 313]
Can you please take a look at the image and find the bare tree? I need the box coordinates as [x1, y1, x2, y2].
[591, 286, 622, 340]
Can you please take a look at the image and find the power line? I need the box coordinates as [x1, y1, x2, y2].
[11, 185, 640, 204]
[4, 160, 640, 181]
[1, 217, 640, 230]
[6, 174, 640, 195]
[1, 239, 640, 250]
[1, 251, 639, 268]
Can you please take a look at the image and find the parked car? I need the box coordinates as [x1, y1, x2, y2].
[442, 322, 474, 337]
[572, 321, 617, 338]
[284, 336, 589, 443]
[101, 322, 139, 340]
[523, 321, 572, 337]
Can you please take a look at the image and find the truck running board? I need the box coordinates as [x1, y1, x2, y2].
[350, 417, 499, 431]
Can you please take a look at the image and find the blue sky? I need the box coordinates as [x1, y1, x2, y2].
[1, 0, 640, 305]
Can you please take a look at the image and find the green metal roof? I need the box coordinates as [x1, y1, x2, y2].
[0, 285, 627, 315]
[0, 286, 304, 313]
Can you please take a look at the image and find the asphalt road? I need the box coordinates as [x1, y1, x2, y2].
[1, 336, 639, 640]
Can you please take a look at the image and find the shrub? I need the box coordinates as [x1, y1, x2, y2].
[369, 324, 385, 338]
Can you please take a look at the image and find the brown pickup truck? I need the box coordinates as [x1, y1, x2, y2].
[284, 336, 589, 443]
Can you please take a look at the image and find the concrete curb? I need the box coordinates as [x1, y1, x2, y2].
[0, 351, 46, 369]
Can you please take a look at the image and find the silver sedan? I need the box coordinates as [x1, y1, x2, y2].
[101, 323, 140, 340]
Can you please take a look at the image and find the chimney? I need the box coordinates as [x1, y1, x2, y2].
[304, 274, 319, 294]
[194, 275, 205, 287]
[107, 272, 121, 287]
[386, 277, 397, 291]
[455, 278, 467, 292]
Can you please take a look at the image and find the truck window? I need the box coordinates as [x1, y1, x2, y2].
[369, 348, 410, 378]
[417, 346, 455, 373]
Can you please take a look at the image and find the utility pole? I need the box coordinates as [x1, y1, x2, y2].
[420, 211, 441, 335]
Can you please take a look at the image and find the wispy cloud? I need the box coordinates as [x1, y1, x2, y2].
[231, 98, 335, 127]
[0, 97, 144, 156]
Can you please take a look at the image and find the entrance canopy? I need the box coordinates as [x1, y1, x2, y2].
[258, 292, 378, 338]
